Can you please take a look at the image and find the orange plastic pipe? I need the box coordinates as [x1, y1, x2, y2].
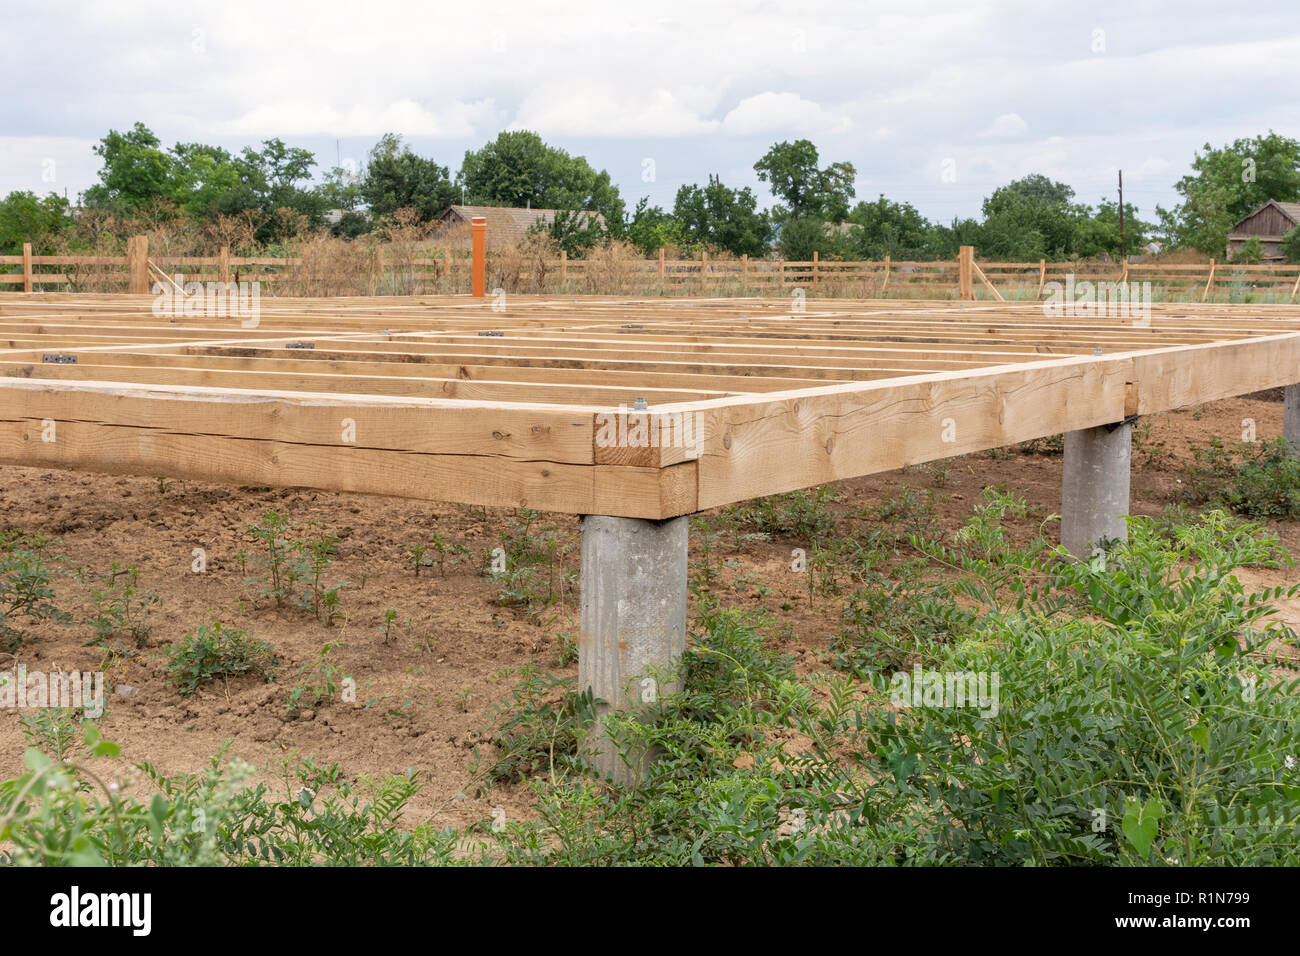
[471, 216, 486, 297]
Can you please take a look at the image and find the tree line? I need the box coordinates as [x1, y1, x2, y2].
[3, 123, 1299, 263]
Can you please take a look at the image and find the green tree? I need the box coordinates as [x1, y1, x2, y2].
[1163, 131, 1300, 255]
[225, 138, 328, 240]
[845, 196, 938, 260]
[1228, 236, 1264, 264]
[987, 172, 1076, 207]
[360, 133, 456, 222]
[624, 198, 683, 255]
[82, 124, 327, 241]
[318, 163, 369, 237]
[929, 217, 983, 260]
[0, 191, 70, 254]
[457, 131, 624, 231]
[979, 174, 1081, 258]
[754, 139, 856, 222]
[537, 208, 607, 256]
[1075, 198, 1150, 259]
[1281, 225, 1300, 264]
[82, 122, 177, 213]
[673, 176, 771, 257]
[776, 215, 854, 261]
[169, 142, 247, 220]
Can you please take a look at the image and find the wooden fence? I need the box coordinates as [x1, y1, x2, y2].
[5, 237, 1300, 302]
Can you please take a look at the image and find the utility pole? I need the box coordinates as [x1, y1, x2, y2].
[1118, 169, 1127, 262]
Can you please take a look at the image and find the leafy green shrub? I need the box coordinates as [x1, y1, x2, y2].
[677, 603, 803, 730]
[487, 665, 595, 785]
[286, 640, 345, 711]
[831, 565, 970, 675]
[243, 510, 348, 622]
[217, 764, 454, 866]
[0, 530, 70, 651]
[167, 621, 277, 696]
[0, 731, 459, 866]
[84, 562, 159, 649]
[739, 487, 839, 540]
[1181, 437, 1300, 518]
[407, 533, 470, 577]
[863, 512, 1300, 865]
[832, 489, 1044, 676]
[17, 709, 88, 764]
[863, 485, 941, 541]
[1228, 236, 1263, 265]
[1282, 224, 1300, 265]
[487, 509, 576, 620]
[498, 606, 888, 865]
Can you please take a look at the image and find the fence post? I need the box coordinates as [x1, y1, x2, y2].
[21, 242, 33, 292]
[658, 246, 665, 280]
[471, 216, 486, 297]
[560, 248, 567, 286]
[812, 250, 819, 285]
[958, 245, 974, 300]
[741, 254, 748, 296]
[126, 235, 149, 294]
[1037, 259, 1047, 298]
[882, 255, 891, 296]
[219, 246, 231, 285]
[700, 250, 707, 293]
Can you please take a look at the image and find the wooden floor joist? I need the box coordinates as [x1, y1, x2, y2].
[1, 292, 1299, 518]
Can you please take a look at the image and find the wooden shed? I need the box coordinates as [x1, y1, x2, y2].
[1226, 199, 1300, 261]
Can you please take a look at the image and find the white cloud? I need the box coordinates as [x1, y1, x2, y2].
[721, 92, 851, 136]
[981, 113, 1028, 138]
[1135, 156, 1173, 179]
[512, 87, 718, 137]
[213, 98, 499, 139]
[0, 136, 98, 197]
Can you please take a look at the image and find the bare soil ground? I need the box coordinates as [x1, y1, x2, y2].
[1, 394, 1296, 830]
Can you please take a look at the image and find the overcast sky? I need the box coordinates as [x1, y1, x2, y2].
[3, 0, 1298, 222]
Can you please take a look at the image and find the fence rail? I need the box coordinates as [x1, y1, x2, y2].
[4, 238, 1300, 302]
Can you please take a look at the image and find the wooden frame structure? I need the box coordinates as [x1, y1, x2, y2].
[3, 293, 1299, 518]
[4, 291, 1300, 780]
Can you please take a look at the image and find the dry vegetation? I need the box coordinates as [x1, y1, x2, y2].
[16, 202, 1295, 302]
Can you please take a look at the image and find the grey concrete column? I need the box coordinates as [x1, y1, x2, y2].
[1284, 385, 1300, 451]
[579, 514, 688, 784]
[1061, 422, 1132, 558]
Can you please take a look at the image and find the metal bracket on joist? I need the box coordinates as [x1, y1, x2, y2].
[285, 342, 315, 349]
[42, 353, 77, 364]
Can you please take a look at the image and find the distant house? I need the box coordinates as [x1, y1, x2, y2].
[1226, 200, 1300, 261]
[432, 204, 606, 246]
